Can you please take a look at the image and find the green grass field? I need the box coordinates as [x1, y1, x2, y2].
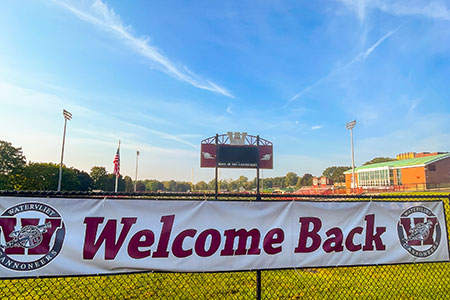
[1, 263, 450, 299]
[1, 195, 450, 299]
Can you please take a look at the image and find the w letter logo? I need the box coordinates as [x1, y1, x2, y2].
[0, 202, 65, 271]
[397, 206, 441, 258]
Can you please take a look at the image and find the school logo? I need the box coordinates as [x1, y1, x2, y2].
[0, 202, 65, 271]
[397, 206, 441, 258]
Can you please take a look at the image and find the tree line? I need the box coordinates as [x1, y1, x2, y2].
[1, 140, 392, 192]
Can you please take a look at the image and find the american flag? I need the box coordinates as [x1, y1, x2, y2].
[113, 147, 120, 176]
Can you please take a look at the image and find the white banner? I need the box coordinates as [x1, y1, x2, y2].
[0, 197, 448, 278]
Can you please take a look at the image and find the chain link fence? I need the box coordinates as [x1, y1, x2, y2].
[0, 192, 449, 299]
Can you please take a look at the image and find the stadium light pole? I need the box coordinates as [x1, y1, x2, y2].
[58, 109, 72, 192]
[346, 120, 356, 190]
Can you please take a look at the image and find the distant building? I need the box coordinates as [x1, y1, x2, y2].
[312, 176, 334, 189]
[344, 152, 450, 191]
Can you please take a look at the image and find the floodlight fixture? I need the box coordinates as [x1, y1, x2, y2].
[346, 120, 356, 130]
[63, 109, 72, 121]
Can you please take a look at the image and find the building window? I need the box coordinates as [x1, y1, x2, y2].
[358, 168, 391, 187]
[396, 169, 402, 185]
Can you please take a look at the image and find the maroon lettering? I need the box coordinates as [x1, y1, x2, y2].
[423, 217, 438, 245]
[0, 217, 23, 255]
[221, 229, 261, 256]
[172, 229, 197, 258]
[0, 218, 61, 255]
[363, 214, 386, 251]
[323, 227, 344, 253]
[345, 227, 363, 252]
[127, 230, 155, 259]
[294, 217, 322, 253]
[263, 228, 284, 255]
[28, 219, 62, 255]
[152, 215, 175, 258]
[400, 217, 422, 246]
[83, 217, 137, 260]
[195, 229, 221, 257]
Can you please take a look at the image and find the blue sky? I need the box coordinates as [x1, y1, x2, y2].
[0, 0, 449, 182]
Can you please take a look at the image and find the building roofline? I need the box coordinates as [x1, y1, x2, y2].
[344, 153, 450, 174]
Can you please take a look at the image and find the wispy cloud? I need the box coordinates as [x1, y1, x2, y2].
[285, 25, 402, 107]
[0, 80, 198, 150]
[361, 27, 399, 59]
[117, 120, 198, 149]
[407, 98, 421, 115]
[311, 125, 324, 130]
[337, 0, 450, 22]
[379, 0, 450, 20]
[226, 105, 233, 114]
[337, 0, 370, 21]
[49, 0, 233, 97]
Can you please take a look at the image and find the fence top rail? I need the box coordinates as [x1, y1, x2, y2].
[0, 190, 448, 200]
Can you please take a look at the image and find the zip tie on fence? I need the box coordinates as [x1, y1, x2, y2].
[293, 267, 302, 277]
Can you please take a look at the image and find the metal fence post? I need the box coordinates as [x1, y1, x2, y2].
[256, 177, 262, 300]
[256, 270, 261, 300]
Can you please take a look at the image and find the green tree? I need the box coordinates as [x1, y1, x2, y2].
[104, 174, 125, 192]
[0, 140, 26, 175]
[295, 177, 302, 189]
[135, 181, 146, 192]
[90, 166, 108, 190]
[89, 166, 125, 191]
[363, 157, 395, 166]
[300, 173, 313, 187]
[0, 141, 27, 190]
[228, 179, 238, 192]
[237, 176, 248, 191]
[21, 163, 80, 191]
[0, 174, 13, 190]
[175, 182, 191, 192]
[272, 176, 285, 188]
[322, 166, 351, 183]
[249, 178, 257, 191]
[21, 163, 58, 190]
[124, 176, 134, 192]
[285, 172, 299, 187]
[219, 179, 229, 192]
[207, 179, 216, 191]
[194, 181, 208, 191]
[145, 180, 164, 192]
[75, 169, 93, 191]
[163, 180, 177, 191]
[262, 177, 273, 189]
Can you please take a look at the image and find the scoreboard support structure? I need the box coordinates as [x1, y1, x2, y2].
[200, 132, 273, 200]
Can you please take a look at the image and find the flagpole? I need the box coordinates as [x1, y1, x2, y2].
[115, 140, 120, 193]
